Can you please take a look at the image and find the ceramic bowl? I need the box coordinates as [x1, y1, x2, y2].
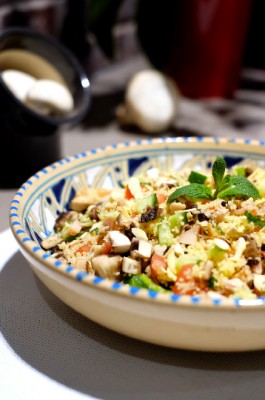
[10, 136, 265, 352]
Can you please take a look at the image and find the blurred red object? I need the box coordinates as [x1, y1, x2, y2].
[166, 0, 252, 99]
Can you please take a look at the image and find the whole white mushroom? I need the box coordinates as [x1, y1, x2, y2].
[116, 69, 180, 133]
[1, 69, 36, 102]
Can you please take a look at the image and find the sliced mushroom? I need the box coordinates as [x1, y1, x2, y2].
[91, 254, 122, 279]
[55, 211, 78, 232]
[117, 213, 131, 229]
[63, 219, 82, 237]
[89, 206, 99, 221]
[131, 239, 152, 260]
[243, 235, 260, 259]
[247, 259, 263, 274]
[131, 227, 148, 241]
[109, 230, 131, 253]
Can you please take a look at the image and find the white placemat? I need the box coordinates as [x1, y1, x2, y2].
[0, 230, 93, 400]
[1, 229, 265, 400]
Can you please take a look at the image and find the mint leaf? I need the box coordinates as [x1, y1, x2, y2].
[167, 183, 213, 203]
[212, 156, 226, 190]
[188, 171, 207, 184]
[216, 175, 261, 199]
[245, 211, 265, 227]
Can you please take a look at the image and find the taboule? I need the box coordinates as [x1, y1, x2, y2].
[41, 156, 265, 300]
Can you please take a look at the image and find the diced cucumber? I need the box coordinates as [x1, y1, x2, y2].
[136, 193, 158, 213]
[175, 255, 198, 273]
[158, 222, 174, 246]
[188, 171, 207, 184]
[235, 167, 246, 177]
[123, 274, 170, 293]
[248, 168, 265, 197]
[169, 212, 188, 229]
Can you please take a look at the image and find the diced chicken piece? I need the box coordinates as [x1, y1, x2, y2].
[153, 244, 167, 256]
[63, 219, 82, 237]
[234, 237, 246, 259]
[127, 177, 143, 199]
[41, 235, 63, 250]
[91, 255, 122, 279]
[179, 225, 200, 245]
[131, 227, 148, 241]
[207, 291, 225, 300]
[223, 278, 244, 292]
[253, 274, 265, 294]
[110, 188, 125, 201]
[122, 257, 142, 275]
[156, 177, 176, 187]
[72, 257, 87, 271]
[213, 238, 230, 251]
[173, 242, 184, 256]
[117, 213, 131, 229]
[109, 230, 131, 253]
[70, 187, 111, 212]
[91, 244, 103, 256]
[146, 167, 159, 180]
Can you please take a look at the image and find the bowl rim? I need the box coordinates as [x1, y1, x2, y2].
[9, 135, 265, 310]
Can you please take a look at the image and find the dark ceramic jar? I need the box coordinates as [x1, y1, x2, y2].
[0, 27, 90, 188]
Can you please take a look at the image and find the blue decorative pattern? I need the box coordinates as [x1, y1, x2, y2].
[9, 137, 265, 308]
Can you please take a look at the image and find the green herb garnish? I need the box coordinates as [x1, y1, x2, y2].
[212, 156, 226, 191]
[167, 157, 261, 204]
[208, 276, 217, 289]
[216, 175, 261, 200]
[245, 211, 265, 227]
[167, 183, 213, 203]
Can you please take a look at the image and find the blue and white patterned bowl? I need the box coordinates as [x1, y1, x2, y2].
[10, 136, 265, 351]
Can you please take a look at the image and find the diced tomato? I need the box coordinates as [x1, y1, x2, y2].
[100, 240, 112, 254]
[125, 185, 134, 200]
[173, 264, 208, 295]
[177, 264, 193, 282]
[157, 193, 167, 204]
[76, 241, 92, 254]
[173, 264, 195, 295]
[150, 253, 167, 279]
